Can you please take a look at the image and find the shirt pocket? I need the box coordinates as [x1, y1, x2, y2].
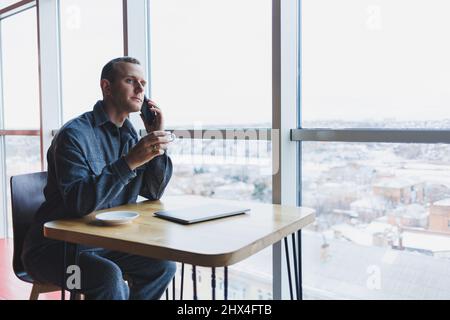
[86, 157, 106, 176]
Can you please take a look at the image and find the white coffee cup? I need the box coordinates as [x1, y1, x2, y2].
[165, 131, 176, 142]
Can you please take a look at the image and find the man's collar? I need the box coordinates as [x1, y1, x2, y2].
[93, 100, 136, 136]
[93, 100, 109, 127]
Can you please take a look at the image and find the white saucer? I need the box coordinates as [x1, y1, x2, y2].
[95, 211, 139, 225]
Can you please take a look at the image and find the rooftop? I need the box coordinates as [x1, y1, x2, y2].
[432, 198, 450, 207]
[302, 230, 450, 299]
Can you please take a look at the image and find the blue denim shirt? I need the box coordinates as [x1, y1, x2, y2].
[24, 101, 172, 252]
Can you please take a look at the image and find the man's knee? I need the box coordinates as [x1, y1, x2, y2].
[79, 253, 128, 294]
[141, 259, 176, 283]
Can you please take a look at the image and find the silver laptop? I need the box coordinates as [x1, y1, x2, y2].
[153, 204, 250, 224]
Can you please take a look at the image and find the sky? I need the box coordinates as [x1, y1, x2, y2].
[2, 0, 450, 130]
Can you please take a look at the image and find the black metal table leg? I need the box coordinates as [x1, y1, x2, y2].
[211, 267, 216, 300]
[180, 263, 184, 300]
[172, 273, 176, 300]
[192, 265, 198, 300]
[224, 267, 228, 300]
[284, 237, 294, 300]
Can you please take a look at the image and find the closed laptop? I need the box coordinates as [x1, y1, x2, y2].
[153, 204, 250, 224]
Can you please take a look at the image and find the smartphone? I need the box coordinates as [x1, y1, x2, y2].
[140, 95, 156, 125]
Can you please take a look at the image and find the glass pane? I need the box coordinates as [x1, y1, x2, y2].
[165, 138, 272, 203]
[5, 136, 41, 237]
[302, 141, 450, 299]
[1, 8, 40, 129]
[60, 0, 123, 122]
[164, 137, 273, 299]
[149, 0, 272, 128]
[302, 0, 450, 128]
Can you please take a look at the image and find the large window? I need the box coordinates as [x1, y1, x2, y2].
[0, 5, 41, 238]
[1, 7, 40, 129]
[302, 0, 450, 128]
[59, 0, 123, 122]
[149, 0, 272, 128]
[149, 0, 273, 299]
[164, 137, 273, 300]
[302, 142, 450, 299]
[300, 1, 450, 299]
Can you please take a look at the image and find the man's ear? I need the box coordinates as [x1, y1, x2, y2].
[100, 79, 112, 97]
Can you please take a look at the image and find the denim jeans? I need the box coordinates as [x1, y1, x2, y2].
[79, 249, 176, 300]
[24, 242, 176, 300]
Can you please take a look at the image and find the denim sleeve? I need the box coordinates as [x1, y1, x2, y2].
[139, 153, 173, 200]
[53, 129, 136, 217]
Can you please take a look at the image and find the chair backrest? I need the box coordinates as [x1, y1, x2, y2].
[10, 172, 47, 276]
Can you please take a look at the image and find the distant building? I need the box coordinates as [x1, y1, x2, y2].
[387, 204, 428, 228]
[395, 229, 450, 257]
[349, 196, 387, 222]
[331, 220, 397, 248]
[372, 177, 424, 205]
[428, 198, 450, 234]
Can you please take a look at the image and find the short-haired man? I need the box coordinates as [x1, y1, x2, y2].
[22, 57, 176, 300]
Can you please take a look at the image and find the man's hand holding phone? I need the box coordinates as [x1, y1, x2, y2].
[140, 97, 164, 133]
[124, 130, 175, 170]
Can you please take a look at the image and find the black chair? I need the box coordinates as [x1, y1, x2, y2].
[10, 172, 136, 299]
[10, 172, 63, 299]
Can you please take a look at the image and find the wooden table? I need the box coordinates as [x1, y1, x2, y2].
[44, 195, 315, 300]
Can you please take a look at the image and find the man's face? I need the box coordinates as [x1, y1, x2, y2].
[106, 62, 147, 113]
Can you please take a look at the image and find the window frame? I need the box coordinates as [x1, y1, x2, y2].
[291, 128, 450, 144]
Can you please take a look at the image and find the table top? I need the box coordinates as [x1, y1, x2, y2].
[44, 195, 315, 267]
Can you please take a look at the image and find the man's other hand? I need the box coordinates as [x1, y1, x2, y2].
[124, 131, 172, 170]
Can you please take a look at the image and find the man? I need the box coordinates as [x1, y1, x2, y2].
[22, 57, 176, 300]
